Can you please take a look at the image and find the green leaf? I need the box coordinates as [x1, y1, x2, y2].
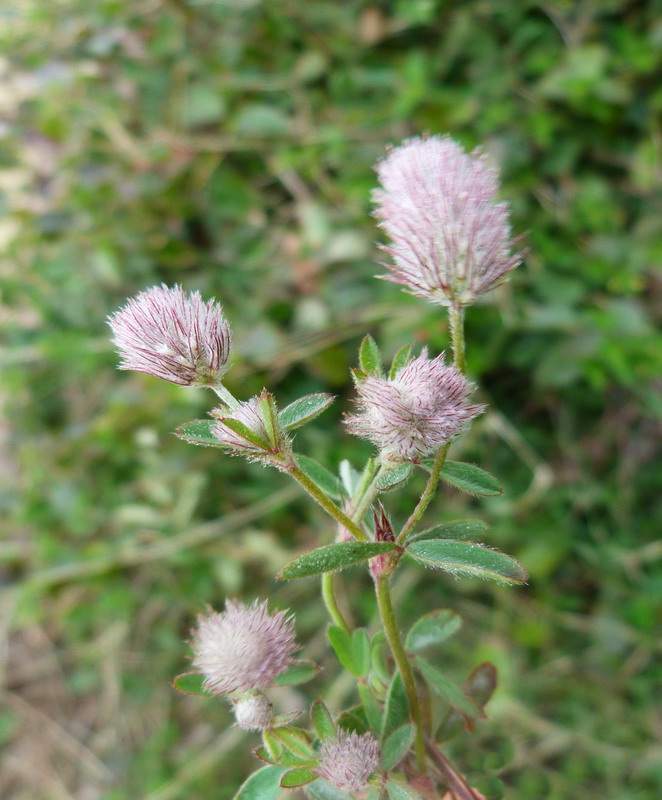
[440, 461, 503, 496]
[370, 631, 389, 684]
[232, 766, 286, 800]
[386, 778, 424, 800]
[408, 519, 488, 543]
[358, 682, 382, 731]
[257, 391, 279, 448]
[253, 746, 277, 765]
[272, 726, 315, 759]
[171, 672, 213, 696]
[175, 419, 224, 448]
[381, 671, 409, 739]
[389, 344, 413, 379]
[415, 658, 482, 718]
[279, 393, 335, 430]
[359, 334, 382, 376]
[339, 459, 362, 497]
[278, 542, 395, 581]
[271, 711, 302, 728]
[352, 629, 371, 677]
[337, 705, 369, 735]
[437, 661, 498, 741]
[405, 610, 462, 653]
[280, 768, 317, 788]
[263, 729, 284, 761]
[327, 625, 358, 675]
[218, 416, 271, 450]
[296, 455, 341, 500]
[273, 660, 320, 687]
[381, 724, 414, 771]
[376, 464, 412, 492]
[311, 699, 335, 741]
[407, 540, 528, 584]
[305, 779, 353, 800]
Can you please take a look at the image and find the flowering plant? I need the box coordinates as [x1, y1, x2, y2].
[109, 135, 526, 800]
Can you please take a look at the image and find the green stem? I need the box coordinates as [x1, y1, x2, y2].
[375, 576, 427, 774]
[352, 463, 386, 524]
[322, 573, 350, 632]
[449, 303, 466, 375]
[212, 383, 240, 409]
[288, 466, 368, 543]
[396, 442, 451, 545]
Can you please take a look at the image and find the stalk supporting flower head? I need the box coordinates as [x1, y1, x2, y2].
[108, 284, 232, 386]
[190, 600, 297, 696]
[315, 730, 380, 792]
[345, 348, 484, 464]
[232, 691, 273, 730]
[373, 135, 520, 307]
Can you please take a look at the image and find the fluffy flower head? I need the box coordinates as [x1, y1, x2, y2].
[345, 349, 484, 463]
[373, 135, 521, 306]
[190, 600, 297, 696]
[316, 730, 380, 792]
[108, 284, 232, 386]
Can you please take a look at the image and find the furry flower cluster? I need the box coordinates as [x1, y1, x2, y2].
[190, 600, 297, 696]
[373, 135, 520, 307]
[316, 730, 380, 792]
[108, 284, 232, 386]
[346, 349, 484, 463]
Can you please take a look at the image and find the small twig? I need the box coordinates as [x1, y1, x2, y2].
[426, 741, 479, 800]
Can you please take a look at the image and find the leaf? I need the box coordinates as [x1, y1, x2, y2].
[296, 455, 341, 500]
[253, 746, 277, 765]
[405, 610, 462, 653]
[408, 519, 488, 543]
[415, 658, 482, 719]
[327, 625, 358, 675]
[382, 671, 409, 739]
[440, 461, 503, 496]
[272, 726, 315, 759]
[376, 464, 412, 492]
[280, 768, 317, 788]
[352, 629, 371, 677]
[386, 778, 424, 800]
[271, 711, 303, 728]
[273, 660, 320, 687]
[232, 766, 286, 800]
[381, 724, 414, 771]
[278, 542, 395, 581]
[437, 661, 498, 740]
[389, 344, 413, 379]
[263, 729, 284, 761]
[311, 699, 335, 741]
[337, 705, 369, 735]
[171, 672, 213, 696]
[406, 540, 528, 584]
[257, 391, 279, 448]
[279, 393, 335, 430]
[175, 419, 224, 448]
[358, 682, 382, 731]
[305, 778, 353, 800]
[218, 416, 271, 450]
[370, 631, 389, 684]
[359, 334, 382, 376]
[339, 459, 362, 497]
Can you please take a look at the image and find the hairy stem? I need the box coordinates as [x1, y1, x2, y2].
[375, 576, 427, 774]
[288, 466, 369, 542]
[426, 741, 479, 800]
[396, 442, 451, 545]
[211, 383, 240, 409]
[449, 303, 466, 375]
[352, 463, 387, 523]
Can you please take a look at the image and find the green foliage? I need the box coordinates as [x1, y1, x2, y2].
[438, 461, 504, 497]
[405, 610, 463, 653]
[407, 540, 528, 584]
[278, 541, 394, 580]
[4, 0, 660, 798]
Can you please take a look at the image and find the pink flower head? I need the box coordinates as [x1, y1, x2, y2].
[108, 284, 232, 386]
[345, 349, 484, 463]
[316, 730, 380, 792]
[373, 136, 521, 307]
[190, 600, 297, 696]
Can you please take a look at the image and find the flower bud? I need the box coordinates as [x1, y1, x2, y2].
[232, 691, 273, 731]
[373, 136, 521, 307]
[190, 600, 297, 696]
[108, 284, 232, 386]
[316, 730, 380, 792]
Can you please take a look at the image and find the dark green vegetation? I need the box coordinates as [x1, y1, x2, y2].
[2, 1, 661, 798]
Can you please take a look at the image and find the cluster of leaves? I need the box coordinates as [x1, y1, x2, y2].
[2, 2, 661, 799]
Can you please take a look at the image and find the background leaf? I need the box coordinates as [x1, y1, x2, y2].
[407, 540, 528, 584]
[440, 462, 503, 496]
[278, 542, 394, 580]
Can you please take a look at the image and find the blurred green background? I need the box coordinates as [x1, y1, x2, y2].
[1, 1, 661, 798]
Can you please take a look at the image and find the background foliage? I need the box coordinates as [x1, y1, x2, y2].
[1, 1, 661, 798]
